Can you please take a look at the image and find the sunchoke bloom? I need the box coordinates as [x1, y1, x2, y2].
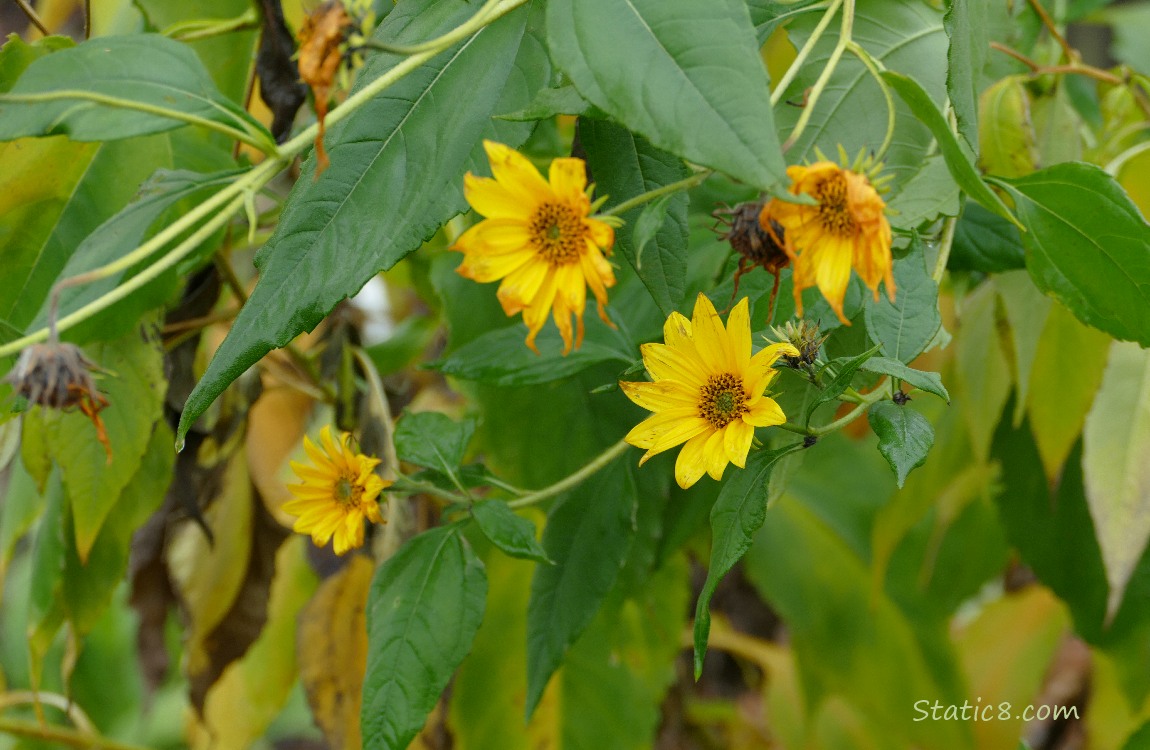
[453, 140, 616, 354]
[620, 294, 799, 489]
[764, 159, 894, 324]
[284, 426, 389, 555]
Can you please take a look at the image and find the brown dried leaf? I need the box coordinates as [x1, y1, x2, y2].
[256, 0, 308, 142]
[297, 554, 373, 750]
[297, 0, 351, 175]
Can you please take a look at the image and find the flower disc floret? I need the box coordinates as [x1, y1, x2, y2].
[620, 294, 799, 489]
[283, 425, 390, 555]
[452, 140, 617, 355]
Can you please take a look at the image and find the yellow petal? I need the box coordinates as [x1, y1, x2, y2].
[625, 407, 708, 455]
[725, 297, 751, 370]
[640, 342, 708, 387]
[457, 245, 534, 283]
[497, 259, 550, 315]
[483, 140, 552, 206]
[691, 293, 732, 374]
[464, 173, 532, 220]
[523, 270, 560, 353]
[453, 217, 534, 254]
[813, 240, 853, 324]
[620, 379, 697, 412]
[585, 217, 615, 251]
[744, 396, 786, 427]
[663, 311, 693, 352]
[703, 430, 729, 481]
[548, 157, 589, 204]
[723, 419, 754, 468]
[674, 431, 712, 489]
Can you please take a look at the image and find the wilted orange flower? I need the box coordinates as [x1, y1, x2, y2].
[453, 140, 617, 354]
[620, 294, 799, 489]
[764, 160, 894, 324]
[284, 426, 389, 555]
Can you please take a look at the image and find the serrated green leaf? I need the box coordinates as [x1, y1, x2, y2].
[497, 83, 593, 121]
[548, 0, 784, 190]
[694, 444, 797, 678]
[472, 500, 550, 564]
[861, 357, 949, 401]
[394, 410, 475, 475]
[177, 2, 545, 446]
[580, 119, 690, 316]
[868, 400, 935, 487]
[864, 236, 941, 363]
[777, 0, 946, 187]
[944, 0, 988, 152]
[995, 162, 1150, 346]
[526, 459, 636, 716]
[362, 525, 486, 750]
[433, 319, 632, 387]
[1083, 342, 1150, 621]
[949, 201, 1026, 273]
[0, 34, 270, 147]
[31, 327, 165, 561]
[805, 345, 883, 418]
[882, 70, 1023, 227]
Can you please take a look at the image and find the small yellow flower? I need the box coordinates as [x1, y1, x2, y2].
[453, 140, 617, 354]
[764, 160, 894, 324]
[620, 294, 799, 489]
[284, 426, 390, 555]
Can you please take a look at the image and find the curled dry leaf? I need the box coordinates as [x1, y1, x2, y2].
[297, 1, 352, 175]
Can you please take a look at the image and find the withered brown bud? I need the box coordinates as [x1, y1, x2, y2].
[5, 342, 112, 461]
[716, 201, 789, 275]
[769, 319, 828, 369]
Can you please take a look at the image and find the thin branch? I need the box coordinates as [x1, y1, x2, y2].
[507, 440, 631, 509]
[14, 0, 49, 35]
[1026, 0, 1075, 62]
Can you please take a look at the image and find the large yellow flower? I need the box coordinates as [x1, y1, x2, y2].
[453, 140, 616, 354]
[764, 161, 894, 324]
[620, 294, 799, 489]
[283, 426, 390, 555]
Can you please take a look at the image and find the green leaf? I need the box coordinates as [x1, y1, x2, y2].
[978, 76, 1039, 179]
[29, 327, 165, 561]
[26, 471, 68, 678]
[471, 500, 550, 564]
[882, 70, 1023, 227]
[580, 119, 690, 316]
[860, 357, 949, 402]
[0, 33, 74, 93]
[362, 525, 486, 750]
[943, 0, 988, 152]
[806, 345, 881, 420]
[864, 236, 941, 363]
[995, 270, 1052, 424]
[1, 453, 45, 580]
[433, 315, 632, 387]
[497, 83, 594, 121]
[548, 0, 784, 190]
[694, 445, 797, 678]
[995, 162, 1150, 346]
[745, 0, 821, 43]
[394, 410, 476, 475]
[955, 283, 1012, 462]
[526, 459, 636, 716]
[1083, 342, 1150, 621]
[777, 0, 946, 187]
[0, 34, 270, 147]
[868, 400, 935, 488]
[885, 154, 960, 230]
[949, 201, 1026, 273]
[177, 2, 545, 446]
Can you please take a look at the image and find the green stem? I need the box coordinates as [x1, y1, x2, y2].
[844, 40, 895, 161]
[507, 439, 630, 509]
[777, 421, 814, 436]
[0, 719, 151, 750]
[0, 90, 275, 154]
[932, 213, 958, 283]
[163, 8, 260, 41]
[385, 478, 465, 504]
[603, 171, 712, 217]
[771, 0, 842, 107]
[809, 380, 888, 436]
[782, 0, 855, 151]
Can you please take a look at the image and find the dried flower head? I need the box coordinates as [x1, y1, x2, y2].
[714, 200, 790, 319]
[768, 319, 828, 369]
[5, 342, 111, 461]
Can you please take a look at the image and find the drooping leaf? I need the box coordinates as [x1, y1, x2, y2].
[432, 319, 632, 387]
[1083, 342, 1150, 621]
[362, 525, 486, 750]
[860, 357, 949, 402]
[548, 0, 785, 191]
[943, 0, 988, 152]
[0, 34, 271, 147]
[864, 236, 941, 363]
[580, 118, 690, 316]
[883, 70, 1022, 226]
[526, 459, 636, 716]
[694, 445, 798, 677]
[177, 2, 546, 445]
[393, 410, 476, 476]
[955, 282, 1011, 462]
[995, 162, 1150, 347]
[995, 270, 1052, 424]
[777, 0, 946, 187]
[868, 400, 935, 488]
[472, 500, 550, 564]
[253, 0, 307, 142]
[978, 76, 1038, 178]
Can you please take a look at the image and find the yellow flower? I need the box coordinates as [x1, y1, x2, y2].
[453, 140, 617, 354]
[764, 160, 894, 324]
[284, 426, 389, 555]
[620, 294, 799, 489]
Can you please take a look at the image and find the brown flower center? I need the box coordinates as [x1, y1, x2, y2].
[814, 172, 856, 236]
[529, 201, 586, 266]
[699, 373, 748, 429]
[335, 475, 362, 507]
